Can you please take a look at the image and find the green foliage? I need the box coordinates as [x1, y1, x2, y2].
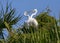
[0, 3, 60, 43]
[0, 3, 21, 39]
[36, 12, 56, 29]
[5, 11, 60, 43]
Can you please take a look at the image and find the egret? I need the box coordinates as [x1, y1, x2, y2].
[24, 9, 38, 29]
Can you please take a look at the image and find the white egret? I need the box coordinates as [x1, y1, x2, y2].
[24, 9, 38, 29]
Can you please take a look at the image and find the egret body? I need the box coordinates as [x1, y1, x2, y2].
[24, 9, 38, 29]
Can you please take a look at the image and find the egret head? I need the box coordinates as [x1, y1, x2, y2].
[32, 9, 38, 13]
[24, 11, 28, 16]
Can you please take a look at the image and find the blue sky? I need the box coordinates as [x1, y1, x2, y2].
[0, 0, 60, 22]
[0, 0, 60, 21]
[0, 0, 60, 39]
[0, 0, 60, 28]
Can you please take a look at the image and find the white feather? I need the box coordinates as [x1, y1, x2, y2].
[24, 9, 38, 29]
